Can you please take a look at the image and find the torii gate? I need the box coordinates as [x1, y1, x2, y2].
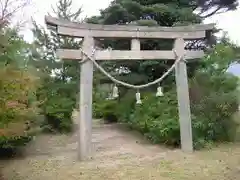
[45, 16, 214, 161]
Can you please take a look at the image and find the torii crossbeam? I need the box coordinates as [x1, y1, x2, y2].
[45, 16, 214, 161]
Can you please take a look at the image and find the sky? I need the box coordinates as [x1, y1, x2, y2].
[227, 63, 240, 76]
[20, 0, 112, 42]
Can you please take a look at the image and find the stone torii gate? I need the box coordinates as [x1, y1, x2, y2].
[45, 16, 214, 160]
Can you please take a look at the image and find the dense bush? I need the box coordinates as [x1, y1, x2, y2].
[128, 91, 180, 146]
[115, 90, 137, 123]
[0, 27, 40, 153]
[93, 89, 136, 123]
[0, 65, 40, 152]
[190, 72, 239, 148]
[37, 79, 75, 133]
[93, 100, 118, 123]
[127, 71, 238, 149]
[42, 97, 75, 133]
[92, 88, 107, 119]
[92, 84, 119, 122]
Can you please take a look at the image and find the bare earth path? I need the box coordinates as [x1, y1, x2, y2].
[1, 121, 240, 180]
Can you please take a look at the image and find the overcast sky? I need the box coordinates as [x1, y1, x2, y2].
[18, 0, 240, 45]
[21, 0, 111, 42]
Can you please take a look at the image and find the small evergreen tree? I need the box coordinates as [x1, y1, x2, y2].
[31, 0, 83, 132]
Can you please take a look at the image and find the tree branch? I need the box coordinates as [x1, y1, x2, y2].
[0, 0, 31, 27]
[200, 7, 225, 18]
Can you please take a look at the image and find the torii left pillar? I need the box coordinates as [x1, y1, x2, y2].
[78, 36, 94, 160]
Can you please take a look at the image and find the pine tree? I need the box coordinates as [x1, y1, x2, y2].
[86, 0, 238, 91]
[87, 0, 202, 88]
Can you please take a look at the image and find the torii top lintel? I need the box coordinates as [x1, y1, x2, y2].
[45, 16, 215, 39]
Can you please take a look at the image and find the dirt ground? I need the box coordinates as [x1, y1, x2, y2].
[1, 121, 240, 180]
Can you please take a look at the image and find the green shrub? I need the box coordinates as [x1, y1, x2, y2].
[0, 65, 40, 153]
[92, 85, 113, 119]
[93, 89, 136, 123]
[129, 91, 180, 146]
[190, 72, 238, 148]
[94, 100, 118, 123]
[115, 90, 136, 122]
[0, 135, 32, 149]
[37, 78, 76, 133]
[127, 72, 238, 149]
[41, 95, 75, 133]
[93, 99, 104, 119]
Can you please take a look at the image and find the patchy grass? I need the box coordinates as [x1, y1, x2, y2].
[1, 123, 240, 180]
[1, 144, 240, 180]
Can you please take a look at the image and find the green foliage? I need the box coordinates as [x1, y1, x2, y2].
[36, 78, 76, 133]
[93, 100, 118, 123]
[200, 43, 236, 75]
[0, 28, 40, 152]
[129, 91, 180, 145]
[190, 72, 238, 148]
[31, 0, 83, 133]
[0, 135, 32, 150]
[42, 94, 75, 133]
[92, 86, 109, 119]
[102, 100, 119, 123]
[128, 72, 238, 149]
[93, 88, 136, 123]
[115, 90, 136, 122]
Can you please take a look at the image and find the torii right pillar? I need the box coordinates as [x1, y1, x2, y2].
[174, 37, 193, 152]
